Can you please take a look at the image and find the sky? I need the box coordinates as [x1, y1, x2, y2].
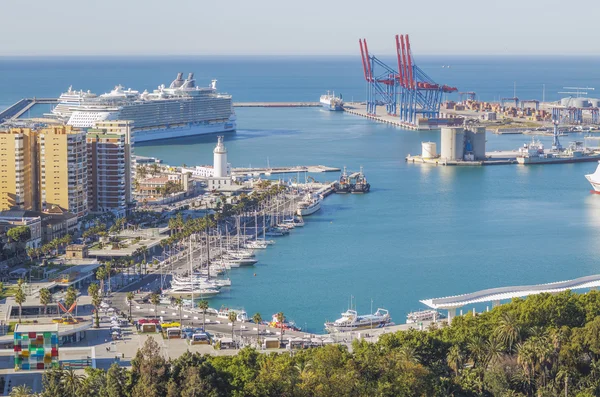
[1, 0, 600, 56]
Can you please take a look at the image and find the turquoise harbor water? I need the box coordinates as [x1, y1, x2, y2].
[2, 56, 600, 332]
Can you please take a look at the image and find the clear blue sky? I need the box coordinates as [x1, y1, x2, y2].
[1, 0, 599, 56]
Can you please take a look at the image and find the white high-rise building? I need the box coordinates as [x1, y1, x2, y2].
[213, 136, 228, 178]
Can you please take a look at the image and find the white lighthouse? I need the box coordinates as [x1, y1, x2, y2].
[213, 136, 228, 178]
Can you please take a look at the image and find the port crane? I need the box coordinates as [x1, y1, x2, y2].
[359, 35, 457, 125]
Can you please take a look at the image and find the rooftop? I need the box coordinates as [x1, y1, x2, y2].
[14, 323, 59, 334]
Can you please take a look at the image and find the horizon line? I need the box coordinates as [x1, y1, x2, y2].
[1, 53, 599, 58]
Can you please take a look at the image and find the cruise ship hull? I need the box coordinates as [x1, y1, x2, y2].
[134, 120, 236, 143]
[297, 201, 321, 216]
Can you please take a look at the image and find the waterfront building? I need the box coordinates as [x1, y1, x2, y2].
[86, 121, 134, 217]
[0, 214, 42, 248]
[14, 324, 59, 370]
[0, 128, 39, 211]
[0, 208, 77, 244]
[38, 126, 88, 218]
[181, 163, 231, 178]
[208, 136, 234, 191]
[135, 172, 192, 205]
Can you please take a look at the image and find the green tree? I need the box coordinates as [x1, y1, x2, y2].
[126, 291, 135, 321]
[15, 286, 26, 324]
[104, 363, 127, 397]
[64, 286, 78, 309]
[88, 283, 101, 328]
[39, 287, 52, 316]
[9, 384, 32, 397]
[198, 300, 209, 331]
[130, 337, 169, 397]
[495, 312, 523, 353]
[175, 297, 183, 327]
[228, 311, 237, 343]
[61, 368, 84, 397]
[41, 367, 64, 397]
[150, 293, 160, 319]
[253, 312, 262, 347]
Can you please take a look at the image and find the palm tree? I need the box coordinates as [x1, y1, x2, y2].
[96, 267, 106, 296]
[494, 312, 522, 353]
[150, 293, 160, 319]
[447, 345, 465, 377]
[126, 291, 135, 321]
[39, 288, 52, 316]
[62, 368, 84, 397]
[198, 300, 209, 330]
[276, 312, 285, 346]
[252, 312, 262, 347]
[9, 385, 32, 397]
[228, 311, 237, 343]
[15, 286, 26, 324]
[175, 297, 183, 327]
[88, 283, 101, 328]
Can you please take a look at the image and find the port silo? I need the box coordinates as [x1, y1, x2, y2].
[440, 127, 465, 161]
[421, 142, 437, 159]
[466, 126, 486, 160]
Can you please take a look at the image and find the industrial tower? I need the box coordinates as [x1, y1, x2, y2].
[359, 35, 457, 126]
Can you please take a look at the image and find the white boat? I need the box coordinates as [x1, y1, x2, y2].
[221, 254, 257, 266]
[163, 286, 221, 299]
[217, 306, 248, 322]
[227, 249, 255, 258]
[265, 228, 288, 237]
[320, 91, 344, 111]
[284, 216, 304, 227]
[324, 308, 391, 333]
[54, 73, 236, 143]
[244, 241, 268, 249]
[406, 309, 446, 324]
[296, 194, 322, 216]
[586, 161, 600, 192]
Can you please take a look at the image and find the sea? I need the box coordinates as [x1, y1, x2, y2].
[2, 56, 600, 332]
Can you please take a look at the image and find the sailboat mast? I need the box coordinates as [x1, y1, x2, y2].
[189, 236, 194, 308]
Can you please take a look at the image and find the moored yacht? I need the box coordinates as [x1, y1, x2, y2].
[324, 308, 391, 333]
[296, 194, 322, 216]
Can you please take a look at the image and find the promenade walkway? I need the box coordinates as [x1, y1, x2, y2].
[421, 274, 600, 322]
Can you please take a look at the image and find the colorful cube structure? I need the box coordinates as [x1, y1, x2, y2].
[14, 324, 59, 370]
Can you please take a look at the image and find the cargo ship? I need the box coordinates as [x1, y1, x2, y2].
[516, 139, 600, 165]
[320, 91, 344, 111]
[52, 73, 236, 143]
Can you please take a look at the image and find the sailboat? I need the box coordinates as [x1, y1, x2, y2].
[163, 237, 221, 299]
[265, 157, 272, 176]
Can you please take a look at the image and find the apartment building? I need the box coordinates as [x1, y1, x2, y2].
[0, 128, 38, 211]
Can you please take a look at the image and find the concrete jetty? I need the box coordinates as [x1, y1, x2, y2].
[231, 165, 340, 176]
[233, 102, 320, 108]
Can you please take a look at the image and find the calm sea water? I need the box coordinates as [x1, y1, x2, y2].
[1, 56, 600, 332]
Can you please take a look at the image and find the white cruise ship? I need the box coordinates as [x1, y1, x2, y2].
[53, 73, 236, 143]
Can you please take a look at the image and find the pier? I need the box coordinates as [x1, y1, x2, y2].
[233, 102, 320, 108]
[231, 165, 340, 176]
[0, 98, 58, 121]
[421, 274, 600, 323]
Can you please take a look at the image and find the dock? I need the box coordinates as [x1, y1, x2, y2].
[0, 98, 58, 121]
[405, 154, 516, 166]
[231, 165, 340, 176]
[233, 102, 320, 108]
